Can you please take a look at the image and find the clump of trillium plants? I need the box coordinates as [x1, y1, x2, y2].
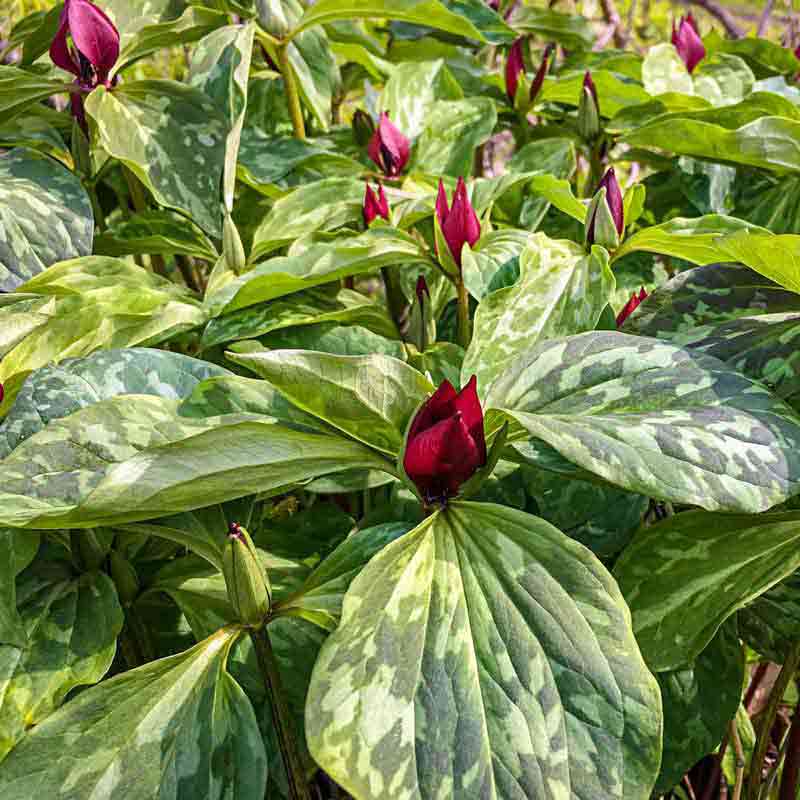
[4, 0, 800, 798]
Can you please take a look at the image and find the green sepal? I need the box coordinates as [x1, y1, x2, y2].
[222, 212, 247, 275]
[513, 73, 532, 115]
[109, 552, 140, 607]
[70, 118, 91, 178]
[578, 84, 601, 141]
[222, 525, 271, 627]
[585, 187, 620, 251]
[433, 210, 460, 278]
[623, 183, 646, 228]
[407, 288, 436, 354]
[459, 421, 509, 500]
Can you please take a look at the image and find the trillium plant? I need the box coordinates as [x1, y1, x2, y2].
[4, 0, 800, 798]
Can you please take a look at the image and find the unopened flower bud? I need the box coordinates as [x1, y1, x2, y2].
[223, 212, 246, 275]
[352, 109, 375, 147]
[367, 112, 410, 177]
[223, 522, 271, 628]
[672, 14, 705, 74]
[578, 71, 601, 142]
[408, 274, 435, 353]
[585, 167, 624, 250]
[616, 287, 648, 327]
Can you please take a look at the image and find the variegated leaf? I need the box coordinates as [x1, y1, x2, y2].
[0, 395, 391, 529]
[489, 331, 800, 512]
[208, 228, 430, 315]
[0, 347, 228, 459]
[613, 509, 800, 669]
[188, 22, 254, 212]
[0, 567, 123, 761]
[228, 349, 434, 455]
[738, 569, 800, 662]
[654, 621, 744, 794]
[85, 81, 227, 237]
[306, 501, 661, 800]
[0, 148, 93, 292]
[0, 257, 206, 412]
[464, 233, 614, 390]
[0, 628, 267, 800]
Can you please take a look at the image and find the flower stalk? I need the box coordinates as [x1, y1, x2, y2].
[278, 43, 306, 140]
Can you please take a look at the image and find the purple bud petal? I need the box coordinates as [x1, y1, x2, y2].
[598, 167, 624, 236]
[505, 38, 524, 102]
[583, 70, 598, 105]
[367, 112, 410, 177]
[672, 15, 705, 73]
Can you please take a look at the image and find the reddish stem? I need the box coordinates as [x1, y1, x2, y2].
[779, 693, 800, 800]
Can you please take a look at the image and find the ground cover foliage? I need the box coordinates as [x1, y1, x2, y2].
[3, 0, 800, 798]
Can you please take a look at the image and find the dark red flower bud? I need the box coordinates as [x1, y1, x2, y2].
[50, 0, 120, 89]
[795, 44, 800, 61]
[403, 376, 486, 503]
[598, 167, 624, 236]
[435, 177, 481, 268]
[415, 274, 430, 304]
[530, 45, 553, 104]
[616, 287, 648, 327]
[488, 0, 500, 10]
[0, 382, 4, 405]
[363, 182, 390, 226]
[505, 39, 525, 101]
[367, 112, 410, 178]
[583, 70, 598, 106]
[671, 15, 705, 73]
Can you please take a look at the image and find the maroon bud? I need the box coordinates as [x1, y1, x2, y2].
[583, 71, 598, 105]
[70, 91, 88, 135]
[367, 112, 410, 177]
[530, 45, 553, 104]
[415, 274, 430, 304]
[228, 521, 244, 540]
[363, 182, 390, 226]
[616, 287, 648, 327]
[488, 0, 500, 10]
[505, 39, 525, 102]
[795, 44, 800, 61]
[403, 376, 486, 503]
[435, 177, 481, 267]
[0, 381, 4, 405]
[50, 0, 120, 89]
[598, 167, 624, 236]
[671, 15, 705, 73]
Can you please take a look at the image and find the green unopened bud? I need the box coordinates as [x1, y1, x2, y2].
[109, 552, 140, 607]
[256, 0, 290, 38]
[352, 109, 375, 147]
[584, 188, 621, 251]
[223, 213, 247, 275]
[223, 523, 271, 627]
[71, 117, 91, 177]
[578, 74, 601, 142]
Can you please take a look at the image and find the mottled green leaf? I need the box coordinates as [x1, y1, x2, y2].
[623, 114, 800, 174]
[249, 178, 364, 260]
[462, 229, 530, 300]
[0, 396, 391, 529]
[490, 331, 800, 513]
[738, 569, 800, 662]
[704, 30, 800, 79]
[654, 622, 744, 794]
[464, 234, 614, 390]
[0, 533, 25, 648]
[0, 258, 206, 411]
[380, 60, 462, 140]
[293, 0, 485, 40]
[529, 174, 587, 223]
[0, 148, 93, 292]
[86, 81, 227, 237]
[508, 6, 593, 49]
[210, 228, 430, 315]
[0, 67, 71, 126]
[93, 210, 217, 260]
[612, 215, 765, 266]
[0, 628, 267, 800]
[114, 7, 228, 75]
[307, 502, 661, 800]
[693, 54, 754, 107]
[229, 349, 433, 454]
[614, 510, 800, 669]
[253, 323, 406, 358]
[189, 22, 254, 212]
[0, 347, 227, 459]
[413, 97, 496, 178]
[289, 23, 340, 131]
[642, 42, 693, 96]
[203, 287, 397, 348]
[714, 230, 800, 293]
[0, 568, 123, 761]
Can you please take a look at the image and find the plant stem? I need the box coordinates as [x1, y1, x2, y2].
[128, 606, 156, 664]
[87, 184, 107, 232]
[731, 719, 746, 800]
[279, 44, 306, 140]
[122, 166, 167, 277]
[381, 267, 406, 337]
[175, 254, 203, 293]
[250, 626, 311, 800]
[779, 687, 800, 800]
[748, 642, 800, 800]
[456, 276, 471, 349]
